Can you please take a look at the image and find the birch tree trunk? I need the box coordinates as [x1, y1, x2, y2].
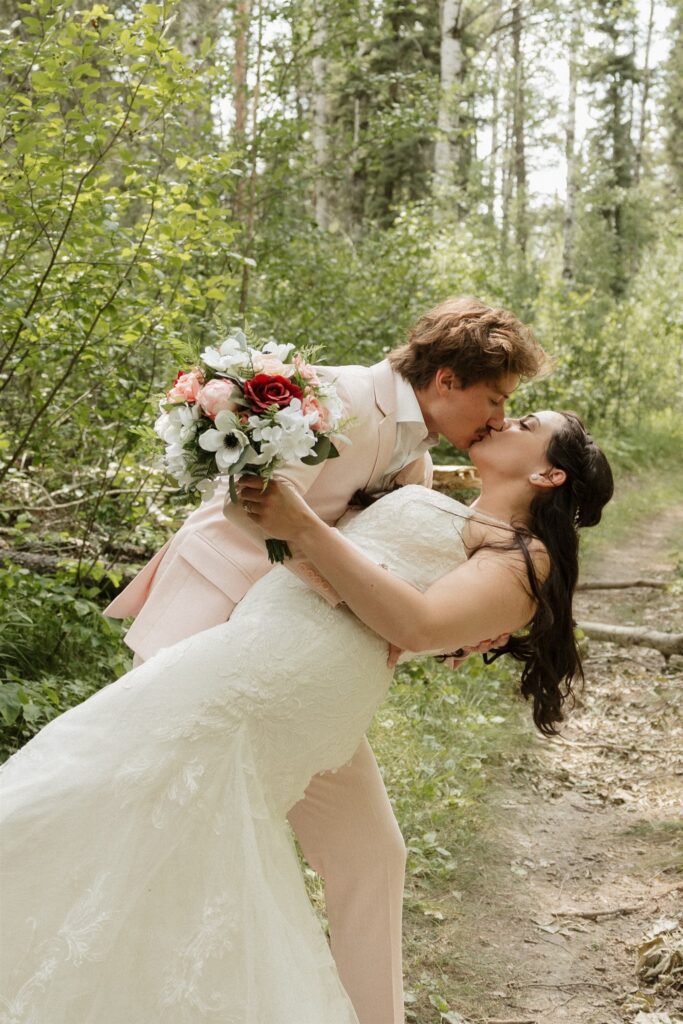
[634, 0, 656, 183]
[501, 99, 513, 259]
[232, 0, 252, 225]
[511, 0, 527, 254]
[312, 14, 329, 231]
[348, 2, 370, 235]
[488, 24, 501, 221]
[562, 9, 580, 281]
[239, 0, 263, 314]
[434, 0, 464, 186]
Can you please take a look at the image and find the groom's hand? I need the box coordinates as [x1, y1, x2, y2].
[438, 633, 511, 669]
[386, 633, 510, 670]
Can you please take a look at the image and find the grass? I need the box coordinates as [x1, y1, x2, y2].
[368, 657, 539, 1021]
[579, 422, 683, 567]
[370, 656, 533, 891]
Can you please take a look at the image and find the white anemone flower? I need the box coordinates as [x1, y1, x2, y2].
[200, 332, 248, 374]
[262, 339, 295, 362]
[198, 410, 250, 471]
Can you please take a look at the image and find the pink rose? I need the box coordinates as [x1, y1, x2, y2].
[294, 355, 320, 386]
[251, 353, 296, 378]
[302, 395, 329, 430]
[197, 378, 239, 420]
[167, 369, 204, 403]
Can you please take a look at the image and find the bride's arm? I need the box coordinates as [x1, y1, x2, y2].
[238, 479, 542, 654]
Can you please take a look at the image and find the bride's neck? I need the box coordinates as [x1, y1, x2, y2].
[470, 480, 531, 527]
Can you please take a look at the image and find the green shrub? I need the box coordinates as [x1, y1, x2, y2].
[0, 563, 131, 760]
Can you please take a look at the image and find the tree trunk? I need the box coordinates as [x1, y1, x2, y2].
[501, 96, 514, 259]
[578, 621, 683, 661]
[434, 0, 464, 186]
[511, 0, 527, 254]
[232, 0, 252, 226]
[634, 0, 656, 183]
[239, 0, 263, 314]
[488, 19, 502, 222]
[312, 14, 329, 231]
[576, 579, 667, 591]
[562, 9, 580, 281]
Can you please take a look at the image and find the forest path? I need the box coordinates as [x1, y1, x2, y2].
[404, 502, 683, 1024]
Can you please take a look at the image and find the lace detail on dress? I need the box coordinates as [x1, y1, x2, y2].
[0, 874, 112, 1024]
[0, 484, 470, 1024]
[160, 893, 238, 1018]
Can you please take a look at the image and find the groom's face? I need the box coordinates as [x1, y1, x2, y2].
[418, 369, 520, 451]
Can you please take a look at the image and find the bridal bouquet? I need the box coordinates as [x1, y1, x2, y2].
[154, 328, 346, 562]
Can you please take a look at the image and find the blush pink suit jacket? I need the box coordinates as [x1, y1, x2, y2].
[104, 360, 433, 660]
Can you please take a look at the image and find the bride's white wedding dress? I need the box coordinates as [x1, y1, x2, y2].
[0, 486, 472, 1024]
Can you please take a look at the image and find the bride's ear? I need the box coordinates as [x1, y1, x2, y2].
[529, 468, 566, 489]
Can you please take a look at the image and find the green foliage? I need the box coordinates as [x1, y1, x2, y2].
[579, 434, 683, 566]
[0, 0, 243, 555]
[370, 654, 532, 886]
[0, 562, 131, 760]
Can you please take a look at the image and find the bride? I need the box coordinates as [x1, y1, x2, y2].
[0, 410, 613, 1024]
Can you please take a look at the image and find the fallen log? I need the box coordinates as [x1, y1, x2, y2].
[0, 550, 138, 591]
[577, 621, 683, 660]
[432, 465, 481, 492]
[576, 579, 667, 591]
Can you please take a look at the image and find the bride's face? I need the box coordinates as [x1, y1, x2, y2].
[469, 410, 567, 480]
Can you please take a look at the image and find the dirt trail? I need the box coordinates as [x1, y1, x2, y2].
[405, 505, 683, 1024]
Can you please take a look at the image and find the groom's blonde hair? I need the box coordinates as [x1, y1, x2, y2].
[389, 296, 549, 389]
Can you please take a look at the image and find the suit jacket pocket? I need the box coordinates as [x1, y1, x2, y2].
[176, 532, 257, 604]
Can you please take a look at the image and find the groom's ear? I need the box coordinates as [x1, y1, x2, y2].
[434, 368, 463, 394]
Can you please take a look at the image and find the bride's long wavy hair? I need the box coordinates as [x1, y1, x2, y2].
[480, 413, 614, 735]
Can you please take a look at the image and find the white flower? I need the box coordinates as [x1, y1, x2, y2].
[155, 404, 200, 446]
[198, 410, 250, 471]
[200, 329, 248, 374]
[196, 478, 216, 501]
[274, 397, 318, 433]
[164, 443, 193, 486]
[316, 383, 344, 429]
[262, 339, 295, 362]
[248, 400, 318, 462]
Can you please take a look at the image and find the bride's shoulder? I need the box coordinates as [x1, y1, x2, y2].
[396, 484, 469, 509]
[466, 520, 550, 582]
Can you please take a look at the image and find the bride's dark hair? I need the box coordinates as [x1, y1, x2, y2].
[488, 412, 614, 735]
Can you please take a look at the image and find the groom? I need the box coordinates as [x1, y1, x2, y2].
[105, 296, 547, 1024]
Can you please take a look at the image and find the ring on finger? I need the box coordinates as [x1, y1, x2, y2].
[243, 501, 252, 514]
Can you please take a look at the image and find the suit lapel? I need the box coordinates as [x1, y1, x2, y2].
[365, 360, 398, 491]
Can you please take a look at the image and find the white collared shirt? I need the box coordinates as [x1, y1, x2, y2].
[384, 371, 438, 479]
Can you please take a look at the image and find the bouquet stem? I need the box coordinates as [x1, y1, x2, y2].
[266, 539, 292, 564]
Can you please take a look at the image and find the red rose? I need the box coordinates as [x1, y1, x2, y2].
[243, 373, 304, 412]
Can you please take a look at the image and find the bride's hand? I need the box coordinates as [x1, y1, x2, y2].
[235, 478, 317, 540]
